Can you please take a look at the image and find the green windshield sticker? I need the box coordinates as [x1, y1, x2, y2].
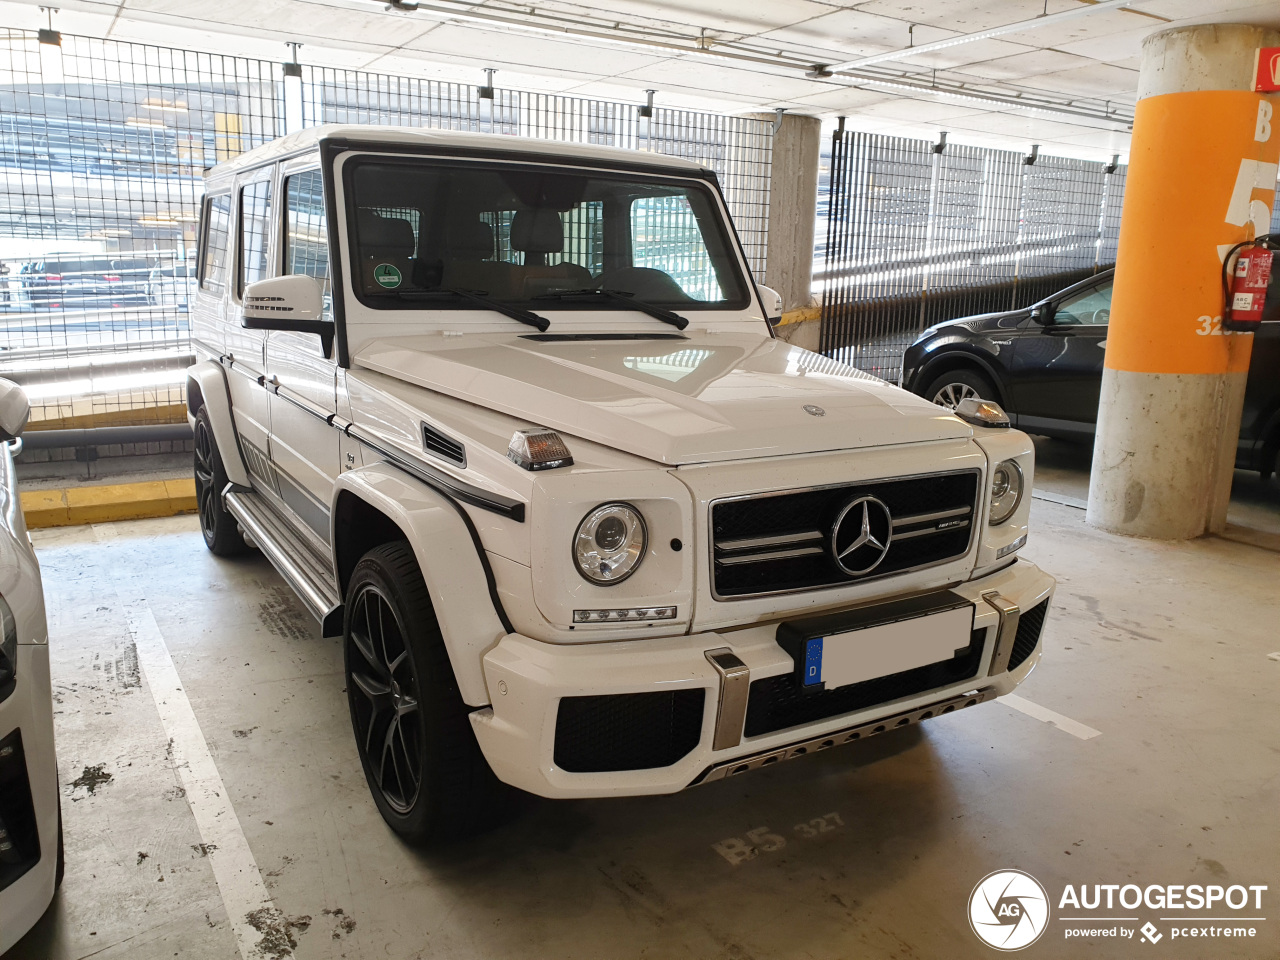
[373, 263, 402, 288]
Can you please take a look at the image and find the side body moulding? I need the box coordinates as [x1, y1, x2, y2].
[331, 462, 510, 706]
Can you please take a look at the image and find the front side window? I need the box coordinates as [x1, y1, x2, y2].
[1054, 281, 1112, 326]
[344, 158, 749, 310]
[284, 170, 331, 319]
[200, 193, 232, 293]
[239, 178, 273, 295]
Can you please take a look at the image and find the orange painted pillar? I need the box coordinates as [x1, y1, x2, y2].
[1088, 24, 1280, 539]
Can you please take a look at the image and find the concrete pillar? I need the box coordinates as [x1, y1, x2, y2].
[749, 112, 822, 315]
[1087, 23, 1280, 539]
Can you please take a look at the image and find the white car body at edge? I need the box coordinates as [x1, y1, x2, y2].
[0, 430, 59, 954]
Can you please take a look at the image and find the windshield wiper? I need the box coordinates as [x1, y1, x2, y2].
[391, 288, 550, 332]
[533, 289, 689, 330]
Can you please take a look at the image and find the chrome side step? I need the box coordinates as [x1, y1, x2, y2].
[223, 486, 343, 636]
[691, 688, 993, 786]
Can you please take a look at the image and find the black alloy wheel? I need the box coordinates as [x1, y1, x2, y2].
[346, 581, 423, 815]
[193, 407, 248, 556]
[343, 541, 515, 844]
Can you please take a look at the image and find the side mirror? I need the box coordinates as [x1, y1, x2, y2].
[757, 284, 784, 324]
[0, 378, 30, 442]
[242, 275, 333, 353]
[1030, 302, 1056, 325]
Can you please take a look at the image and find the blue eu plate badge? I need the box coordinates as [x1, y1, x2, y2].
[804, 637, 824, 687]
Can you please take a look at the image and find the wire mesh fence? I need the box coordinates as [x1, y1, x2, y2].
[818, 126, 1126, 382]
[0, 29, 771, 429]
[0, 29, 283, 432]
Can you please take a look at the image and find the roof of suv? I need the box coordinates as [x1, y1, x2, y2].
[205, 124, 714, 181]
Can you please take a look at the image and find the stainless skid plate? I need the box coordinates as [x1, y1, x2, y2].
[691, 687, 994, 786]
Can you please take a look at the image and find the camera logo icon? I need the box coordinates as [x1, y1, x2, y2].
[969, 869, 1051, 951]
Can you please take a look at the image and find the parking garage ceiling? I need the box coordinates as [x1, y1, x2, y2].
[3, 0, 1280, 159]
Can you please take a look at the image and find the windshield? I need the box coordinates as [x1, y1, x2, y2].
[345, 158, 750, 311]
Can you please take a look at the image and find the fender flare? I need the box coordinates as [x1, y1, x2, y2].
[186, 361, 252, 487]
[332, 463, 509, 707]
[913, 349, 1009, 407]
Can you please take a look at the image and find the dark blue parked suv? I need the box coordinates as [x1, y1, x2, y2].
[901, 266, 1280, 479]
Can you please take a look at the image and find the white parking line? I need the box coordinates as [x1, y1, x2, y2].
[94, 524, 278, 960]
[1001, 693, 1102, 740]
[1031, 490, 1087, 510]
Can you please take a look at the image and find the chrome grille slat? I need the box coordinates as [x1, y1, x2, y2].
[891, 505, 970, 528]
[892, 519, 971, 541]
[716, 530, 823, 553]
[715, 545, 826, 566]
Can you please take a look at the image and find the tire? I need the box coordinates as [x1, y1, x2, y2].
[1260, 433, 1279, 483]
[343, 541, 511, 845]
[922, 368, 999, 411]
[54, 798, 64, 890]
[193, 407, 249, 556]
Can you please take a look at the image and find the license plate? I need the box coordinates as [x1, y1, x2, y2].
[801, 604, 974, 690]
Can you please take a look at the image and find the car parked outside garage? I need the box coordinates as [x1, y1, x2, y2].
[18, 255, 153, 308]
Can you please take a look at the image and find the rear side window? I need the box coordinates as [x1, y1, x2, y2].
[240, 179, 273, 295]
[200, 193, 232, 294]
[283, 170, 331, 318]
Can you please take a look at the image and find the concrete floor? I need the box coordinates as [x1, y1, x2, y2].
[6, 471, 1280, 959]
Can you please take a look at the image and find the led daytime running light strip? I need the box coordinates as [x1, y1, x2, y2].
[573, 606, 677, 623]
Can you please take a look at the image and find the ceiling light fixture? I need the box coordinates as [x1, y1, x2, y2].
[37, 5, 60, 46]
[283, 41, 304, 134]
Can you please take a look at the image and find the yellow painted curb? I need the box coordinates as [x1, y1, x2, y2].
[776, 306, 821, 327]
[21, 478, 198, 528]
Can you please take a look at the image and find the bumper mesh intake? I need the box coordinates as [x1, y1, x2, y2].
[554, 689, 706, 773]
[1007, 598, 1049, 671]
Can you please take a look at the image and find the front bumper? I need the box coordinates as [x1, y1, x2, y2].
[471, 558, 1054, 799]
[0, 645, 60, 956]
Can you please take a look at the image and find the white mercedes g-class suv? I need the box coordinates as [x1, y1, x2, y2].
[187, 125, 1054, 844]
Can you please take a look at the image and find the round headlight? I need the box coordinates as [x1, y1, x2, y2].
[574, 503, 647, 584]
[989, 459, 1024, 525]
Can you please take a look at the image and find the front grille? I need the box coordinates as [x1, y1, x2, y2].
[554, 689, 706, 773]
[743, 627, 987, 737]
[712, 471, 980, 598]
[1008, 598, 1049, 671]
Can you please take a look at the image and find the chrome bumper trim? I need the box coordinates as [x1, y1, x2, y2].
[982, 590, 1021, 676]
[704, 647, 751, 751]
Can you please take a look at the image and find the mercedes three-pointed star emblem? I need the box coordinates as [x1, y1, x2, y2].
[830, 495, 893, 576]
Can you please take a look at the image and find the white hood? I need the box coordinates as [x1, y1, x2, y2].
[353, 332, 972, 465]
